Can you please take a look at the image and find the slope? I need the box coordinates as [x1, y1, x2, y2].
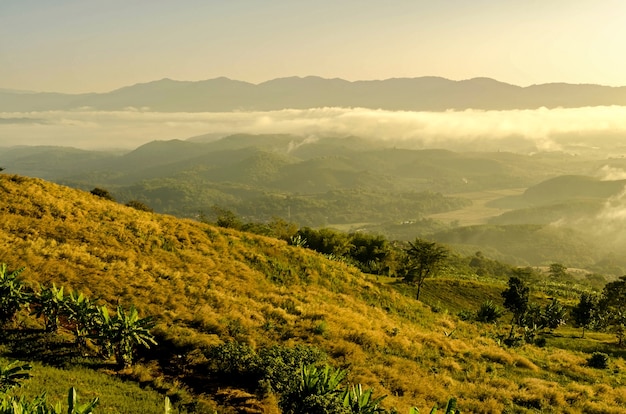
[1, 174, 626, 413]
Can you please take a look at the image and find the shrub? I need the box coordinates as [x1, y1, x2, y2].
[125, 200, 154, 212]
[476, 300, 504, 323]
[257, 345, 326, 395]
[90, 187, 115, 201]
[587, 352, 610, 369]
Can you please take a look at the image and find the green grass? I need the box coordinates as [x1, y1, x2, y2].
[0, 358, 170, 413]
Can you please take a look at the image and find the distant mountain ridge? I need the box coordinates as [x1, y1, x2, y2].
[2, 76, 626, 112]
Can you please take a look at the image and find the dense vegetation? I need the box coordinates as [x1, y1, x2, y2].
[5, 134, 626, 273]
[3, 174, 626, 413]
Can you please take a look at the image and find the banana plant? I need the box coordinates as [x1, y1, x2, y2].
[31, 284, 65, 332]
[66, 387, 99, 414]
[0, 264, 29, 327]
[410, 397, 460, 414]
[64, 291, 99, 348]
[93, 305, 157, 368]
[342, 383, 387, 413]
[0, 361, 31, 392]
[300, 364, 346, 396]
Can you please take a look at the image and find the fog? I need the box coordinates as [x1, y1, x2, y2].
[2, 105, 626, 152]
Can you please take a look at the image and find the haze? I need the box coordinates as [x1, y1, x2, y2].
[3, 106, 626, 152]
[2, 1, 626, 94]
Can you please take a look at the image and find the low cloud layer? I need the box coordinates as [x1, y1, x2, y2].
[2, 106, 626, 151]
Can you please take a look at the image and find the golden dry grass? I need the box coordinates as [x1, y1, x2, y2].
[2, 174, 626, 413]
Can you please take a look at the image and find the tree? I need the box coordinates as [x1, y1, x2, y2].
[548, 263, 568, 280]
[571, 292, 597, 338]
[501, 276, 529, 338]
[402, 238, 448, 301]
[542, 298, 567, 331]
[597, 276, 626, 345]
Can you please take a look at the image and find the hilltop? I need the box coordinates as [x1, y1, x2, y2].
[2, 174, 626, 413]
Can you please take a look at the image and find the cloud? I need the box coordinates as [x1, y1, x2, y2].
[2, 106, 626, 150]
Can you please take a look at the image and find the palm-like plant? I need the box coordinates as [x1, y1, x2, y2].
[342, 384, 387, 414]
[31, 284, 65, 332]
[0, 263, 29, 327]
[0, 361, 31, 392]
[93, 305, 157, 368]
[64, 291, 99, 348]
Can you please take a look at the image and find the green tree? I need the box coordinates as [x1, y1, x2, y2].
[548, 263, 568, 280]
[597, 276, 626, 345]
[402, 238, 448, 301]
[542, 298, 567, 331]
[571, 292, 597, 338]
[501, 276, 530, 338]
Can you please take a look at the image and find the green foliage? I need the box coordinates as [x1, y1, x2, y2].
[571, 292, 597, 338]
[342, 384, 387, 414]
[402, 239, 448, 301]
[0, 264, 29, 327]
[475, 300, 503, 323]
[280, 364, 349, 414]
[31, 284, 65, 332]
[125, 200, 154, 212]
[257, 345, 326, 395]
[541, 298, 567, 331]
[89, 187, 115, 202]
[64, 291, 99, 348]
[587, 352, 610, 369]
[597, 276, 626, 345]
[501, 276, 529, 329]
[0, 361, 31, 392]
[93, 305, 157, 368]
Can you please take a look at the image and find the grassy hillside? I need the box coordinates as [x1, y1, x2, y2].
[2, 174, 626, 413]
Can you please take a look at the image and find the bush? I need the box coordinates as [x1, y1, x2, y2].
[587, 352, 610, 369]
[476, 300, 504, 323]
[257, 345, 326, 395]
[90, 187, 115, 201]
[125, 200, 154, 212]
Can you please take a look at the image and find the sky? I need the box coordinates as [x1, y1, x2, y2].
[2, 0, 626, 93]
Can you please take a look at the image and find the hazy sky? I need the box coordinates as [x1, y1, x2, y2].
[2, 0, 625, 93]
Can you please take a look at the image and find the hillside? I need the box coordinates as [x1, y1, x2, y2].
[2, 174, 626, 413]
[3, 76, 626, 112]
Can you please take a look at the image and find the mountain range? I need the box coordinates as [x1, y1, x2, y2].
[2, 76, 626, 112]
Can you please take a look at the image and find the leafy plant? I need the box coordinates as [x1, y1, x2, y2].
[342, 383, 387, 414]
[0, 264, 29, 327]
[0, 361, 31, 392]
[475, 300, 503, 323]
[31, 284, 65, 332]
[64, 291, 99, 348]
[280, 364, 348, 414]
[93, 305, 157, 368]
